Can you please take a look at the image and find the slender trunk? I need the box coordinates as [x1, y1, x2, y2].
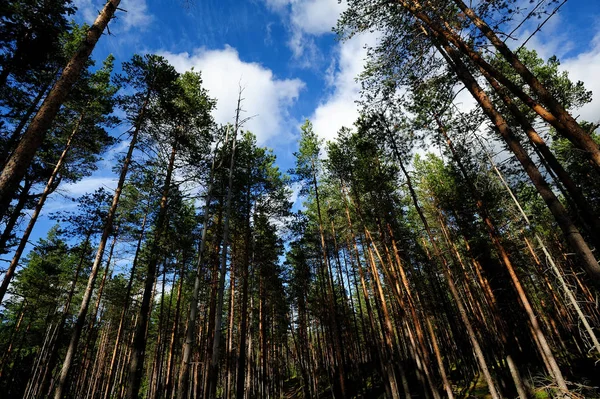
[36, 234, 91, 397]
[224, 258, 236, 399]
[0, 114, 82, 304]
[483, 142, 600, 358]
[53, 89, 145, 399]
[0, 0, 122, 215]
[149, 265, 168, 399]
[126, 143, 177, 399]
[389, 146, 501, 399]
[435, 112, 569, 393]
[0, 79, 53, 169]
[311, 159, 347, 399]
[426, 317, 454, 399]
[77, 229, 118, 394]
[102, 203, 151, 399]
[165, 258, 185, 399]
[479, 67, 600, 245]
[0, 178, 33, 256]
[398, 0, 600, 171]
[341, 183, 400, 398]
[235, 179, 252, 399]
[207, 124, 238, 399]
[202, 201, 224, 397]
[0, 302, 26, 377]
[177, 127, 223, 398]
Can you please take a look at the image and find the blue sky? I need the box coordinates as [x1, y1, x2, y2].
[16, 0, 600, 261]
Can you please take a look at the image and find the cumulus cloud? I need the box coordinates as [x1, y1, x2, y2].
[74, 0, 153, 32]
[264, 0, 292, 12]
[311, 32, 378, 143]
[59, 176, 118, 196]
[261, 0, 374, 142]
[159, 46, 305, 144]
[264, 0, 346, 59]
[561, 34, 600, 124]
[289, 0, 346, 36]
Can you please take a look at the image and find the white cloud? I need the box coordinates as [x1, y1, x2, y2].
[159, 46, 305, 144]
[311, 32, 378, 143]
[289, 0, 346, 36]
[264, 0, 346, 59]
[119, 0, 153, 31]
[262, 0, 374, 141]
[74, 0, 153, 32]
[73, 0, 97, 23]
[264, 0, 291, 11]
[561, 33, 600, 124]
[289, 182, 302, 207]
[59, 176, 117, 196]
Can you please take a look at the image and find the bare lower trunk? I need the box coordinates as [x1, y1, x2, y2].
[165, 259, 185, 398]
[207, 125, 238, 399]
[126, 144, 177, 399]
[53, 90, 143, 399]
[102, 207, 150, 399]
[177, 130, 222, 398]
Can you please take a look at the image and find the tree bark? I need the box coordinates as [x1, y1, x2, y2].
[0, 0, 121, 216]
[207, 125, 238, 399]
[177, 129, 222, 398]
[53, 88, 144, 399]
[0, 112, 82, 304]
[0, 177, 33, 256]
[432, 33, 600, 285]
[451, 0, 600, 169]
[126, 143, 177, 399]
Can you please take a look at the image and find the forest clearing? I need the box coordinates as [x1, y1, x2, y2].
[1, 0, 600, 398]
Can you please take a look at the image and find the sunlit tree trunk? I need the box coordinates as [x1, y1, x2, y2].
[0, 113, 83, 304]
[126, 143, 178, 399]
[53, 83, 148, 399]
[0, 0, 122, 215]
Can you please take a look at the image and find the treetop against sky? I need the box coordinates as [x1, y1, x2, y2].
[30, 0, 600, 243]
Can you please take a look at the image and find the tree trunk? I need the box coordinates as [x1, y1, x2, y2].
[36, 234, 91, 397]
[126, 143, 177, 399]
[177, 127, 222, 398]
[311, 159, 347, 399]
[0, 0, 121, 216]
[102, 204, 151, 399]
[235, 176, 252, 399]
[433, 34, 600, 285]
[483, 142, 600, 358]
[451, 0, 600, 169]
[0, 177, 33, 256]
[0, 113, 82, 304]
[207, 124, 238, 399]
[388, 146, 502, 399]
[399, 0, 600, 171]
[0, 79, 53, 169]
[478, 67, 600, 246]
[224, 257, 236, 399]
[165, 257, 185, 399]
[433, 109, 569, 393]
[53, 88, 145, 399]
